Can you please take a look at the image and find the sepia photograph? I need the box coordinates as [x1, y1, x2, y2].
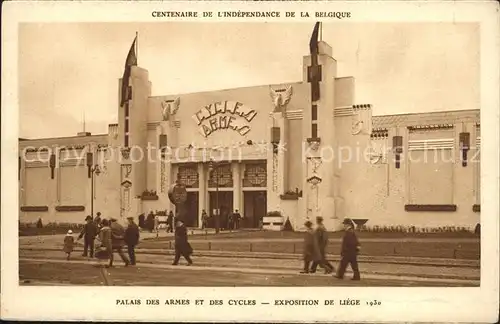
[17, 21, 481, 287]
[2, 1, 499, 322]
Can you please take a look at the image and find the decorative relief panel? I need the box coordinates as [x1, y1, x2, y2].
[368, 139, 388, 164]
[160, 160, 166, 193]
[161, 97, 180, 121]
[272, 154, 278, 192]
[269, 85, 293, 114]
[178, 165, 199, 188]
[121, 164, 132, 180]
[351, 104, 372, 136]
[243, 163, 267, 187]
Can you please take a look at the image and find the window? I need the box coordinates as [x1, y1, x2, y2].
[178, 166, 199, 188]
[243, 164, 267, 187]
[124, 135, 129, 147]
[125, 119, 129, 133]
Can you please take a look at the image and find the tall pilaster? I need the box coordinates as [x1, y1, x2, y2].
[267, 113, 285, 212]
[302, 41, 340, 231]
[118, 66, 152, 200]
[232, 162, 242, 213]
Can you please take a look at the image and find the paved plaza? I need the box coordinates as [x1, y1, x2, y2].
[19, 231, 480, 287]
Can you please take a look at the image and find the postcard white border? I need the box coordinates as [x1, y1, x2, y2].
[2, 1, 499, 322]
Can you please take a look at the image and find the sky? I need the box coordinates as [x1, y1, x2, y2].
[18, 22, 479, 139]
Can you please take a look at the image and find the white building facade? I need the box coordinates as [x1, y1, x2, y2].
[19, 40, 481, 231]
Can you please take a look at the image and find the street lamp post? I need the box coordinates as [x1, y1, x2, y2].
[90, 165, 101, 218]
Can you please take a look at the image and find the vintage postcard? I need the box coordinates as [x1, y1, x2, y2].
[1, 0, 499, 322]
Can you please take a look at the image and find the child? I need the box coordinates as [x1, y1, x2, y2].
[63, 230, 75, 260]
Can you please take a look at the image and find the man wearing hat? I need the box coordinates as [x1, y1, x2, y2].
[310, 216, 335, 274]
[301, 220, 321, 273]
[172, 216, 193, 265]
[108, 218, 130, 266]
[124, 216, 140, 265]
[77, 215, 98, 258]
[335, 218, 361, 280]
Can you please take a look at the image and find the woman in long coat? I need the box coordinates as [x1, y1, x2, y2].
[301, 220, 321, 273]
[172, 218, 193, 265]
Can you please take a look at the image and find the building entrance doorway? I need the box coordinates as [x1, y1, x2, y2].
[209, 191, 233, 230]
[243, 191, 267, 228]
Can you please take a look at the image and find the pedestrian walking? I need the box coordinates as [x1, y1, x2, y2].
[172, 218, 193, 266]
[300, 220, 321, 273]
[77, 215, 98, 258]
[124, 216, 140, 266]
[106, 218, 130, 267]
[63, 230, 75, 261]
[167, 211, 174, 233]
[310, 216, 335, 274]
[154, 215, 160, 237]
[335, 219, 361, 280]
[201, 210, 208, 230]
[228, 212, 234, 231]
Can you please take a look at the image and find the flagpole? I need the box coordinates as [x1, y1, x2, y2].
[135, 31, 138, 64]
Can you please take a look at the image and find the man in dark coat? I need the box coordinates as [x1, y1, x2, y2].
[300, 220, 321, 273]
[335, 219, 361, 280]
[232, 209, 242, 230]
[109, 218, 130, 267]
[146, 211, 155, 233]
[124, 216, 140, 265]
[310, 217, 335, 274]
[172, 218, 193, 265]
[77, 215, 98, 257]
[167, 211, 174, 233]
[138, 213, 145, 229]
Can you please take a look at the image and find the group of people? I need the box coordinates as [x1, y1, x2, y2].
[63, 212, 140, 267]
[62, 211, 359, 279]
[302, 217, 361, 280]
[139, 210, 175, 233]
[63, 211, 194, 268]
[200, 209, 243, 230]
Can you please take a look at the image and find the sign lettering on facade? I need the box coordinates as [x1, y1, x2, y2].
[192, 101, 257, 137]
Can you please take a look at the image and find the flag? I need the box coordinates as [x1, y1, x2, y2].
[309, 22, 321, 101]
[120, 36, 138, 107]
[309, 22, 320, 56]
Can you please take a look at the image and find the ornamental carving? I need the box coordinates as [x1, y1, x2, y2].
[160, 160, 166, 193]
[272, 153, 278, 192]
[351, 118, 364, 135]
[161, 97, 180, 121]
[121, 164, 132, 181]
[269, 85, 293, 113]
[121, 147, 131, 160]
